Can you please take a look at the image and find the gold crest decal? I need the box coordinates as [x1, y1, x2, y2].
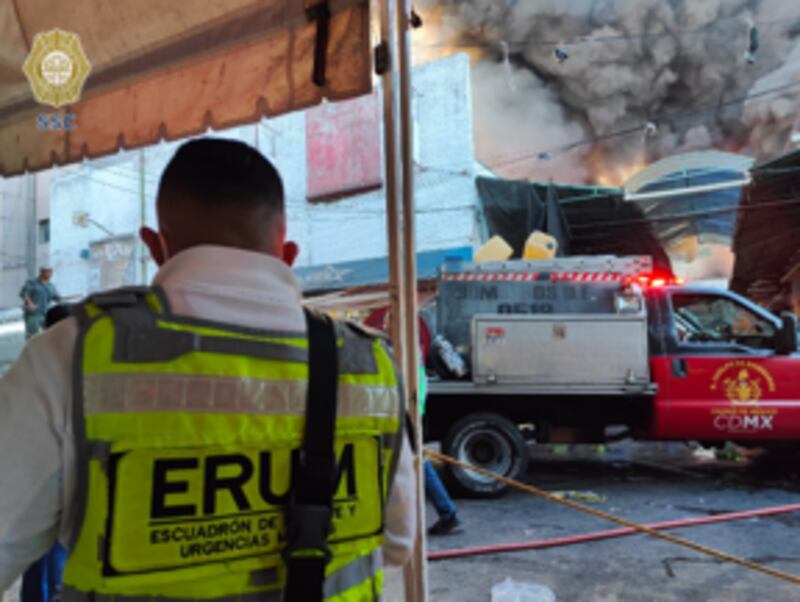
[710, 360, 776, 405]
[23, 29, 91, 108]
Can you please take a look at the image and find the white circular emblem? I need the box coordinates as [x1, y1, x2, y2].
[41, 50, 73, 86]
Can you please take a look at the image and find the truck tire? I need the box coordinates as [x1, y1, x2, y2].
[442, 413, 528, 498]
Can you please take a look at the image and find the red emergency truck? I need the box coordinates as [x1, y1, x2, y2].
[422, 256, 800, 496]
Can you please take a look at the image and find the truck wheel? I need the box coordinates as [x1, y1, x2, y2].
[442, 413, 528, 498]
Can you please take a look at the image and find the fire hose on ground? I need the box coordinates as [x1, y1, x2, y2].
[424, 448, 800, 586]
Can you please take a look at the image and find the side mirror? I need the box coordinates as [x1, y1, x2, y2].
[775, 311, 798, 355]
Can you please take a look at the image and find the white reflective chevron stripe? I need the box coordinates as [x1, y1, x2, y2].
[83, 373, 400, 419]
[324, 548, 383, 598]
[61, 550, 382, 602]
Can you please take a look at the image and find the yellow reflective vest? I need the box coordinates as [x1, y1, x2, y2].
[61, 287, 404, 602]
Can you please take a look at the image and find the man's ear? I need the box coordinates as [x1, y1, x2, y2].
[282, 241, 299, 267]
[140, 227, 166, 266]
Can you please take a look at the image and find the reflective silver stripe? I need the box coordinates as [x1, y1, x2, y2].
[84, 374, 401, 420]
[61, 586, 283, 602]
[324, 549, 383, 598]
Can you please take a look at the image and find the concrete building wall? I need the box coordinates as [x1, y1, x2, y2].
[0, 172, 53, 309]
[44, 53, 479, 298]
[278, 52, 478, 268]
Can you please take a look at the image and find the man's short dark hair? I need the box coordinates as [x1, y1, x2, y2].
[157, 138, 284, 213]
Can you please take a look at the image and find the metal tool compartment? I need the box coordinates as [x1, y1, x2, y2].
[472, 314, 650, 392]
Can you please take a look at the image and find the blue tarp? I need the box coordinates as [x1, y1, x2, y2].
[293, 246, 473, 293]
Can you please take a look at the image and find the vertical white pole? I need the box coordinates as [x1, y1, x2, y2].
[378, 0, 407, 362]
[397, 0, 427, 600]
[378, 0, 426, 600]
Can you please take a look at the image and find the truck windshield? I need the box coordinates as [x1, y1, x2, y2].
[671, 293, 776, 350]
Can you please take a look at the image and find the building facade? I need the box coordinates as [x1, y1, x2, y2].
[39, 52, 480, 300]
[0, 171, 51, 308]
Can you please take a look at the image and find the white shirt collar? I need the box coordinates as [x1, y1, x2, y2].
[150, 245, 305, 332]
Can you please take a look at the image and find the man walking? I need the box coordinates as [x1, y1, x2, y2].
[0, 138, 415, 601]
[19, 267, 61, 339]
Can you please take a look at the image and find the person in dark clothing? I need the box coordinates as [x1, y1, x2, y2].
[419, 365, 462, 536]
[424, 460, 462, 535]
[19, 268, 61, 339]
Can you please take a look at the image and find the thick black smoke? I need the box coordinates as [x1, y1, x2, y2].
[415, 0, 800, 184]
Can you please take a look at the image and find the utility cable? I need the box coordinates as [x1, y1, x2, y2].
[418, 16, 792, 49]
[485, 79, 800, 168]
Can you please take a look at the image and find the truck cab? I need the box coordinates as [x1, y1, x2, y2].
[646, 285, 800, 442]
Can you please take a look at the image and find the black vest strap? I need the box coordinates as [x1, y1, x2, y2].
[283, 309, 339, 602]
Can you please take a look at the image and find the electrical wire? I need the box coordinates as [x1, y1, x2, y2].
[485, 78, 800, 168]
[418, 16, 792, 49]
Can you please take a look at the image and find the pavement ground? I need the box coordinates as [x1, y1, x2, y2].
[385, 441, 800, 601]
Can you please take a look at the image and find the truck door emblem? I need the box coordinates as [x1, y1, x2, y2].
[725, 369, 762, 404]
[710, 361, 776, 405]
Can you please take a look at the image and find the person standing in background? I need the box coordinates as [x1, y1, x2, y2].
[419, 363, 463, 536]
[19, 268, 61, 339]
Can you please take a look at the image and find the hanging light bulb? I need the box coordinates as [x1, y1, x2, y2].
[643, 121, 658, 137]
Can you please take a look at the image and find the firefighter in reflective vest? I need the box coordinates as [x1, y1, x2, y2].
[0, 139, 414, 602]
[61, 287, 404, 601]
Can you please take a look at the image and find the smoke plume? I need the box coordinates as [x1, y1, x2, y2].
[415, 0, 800, 185]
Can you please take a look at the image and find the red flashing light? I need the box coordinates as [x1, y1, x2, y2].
[626, 272, 682, 289]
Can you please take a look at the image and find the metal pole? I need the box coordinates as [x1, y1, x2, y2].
[397, 0, 427, 600]
[379, 0, 407, 363]
[139, 149, 148, 284]
[378, 1, 425, 600]
[26, 173, 37, 276]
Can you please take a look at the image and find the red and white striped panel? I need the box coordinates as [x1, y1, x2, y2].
[441, 272, 623, 283]
[441, 272, 540, 282]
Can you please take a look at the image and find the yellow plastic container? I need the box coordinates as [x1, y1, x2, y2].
[523, 231, 558, 260]
[474, 235, 514, 262]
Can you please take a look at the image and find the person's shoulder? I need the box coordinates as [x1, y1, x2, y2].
[16, 316, 78, 370]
